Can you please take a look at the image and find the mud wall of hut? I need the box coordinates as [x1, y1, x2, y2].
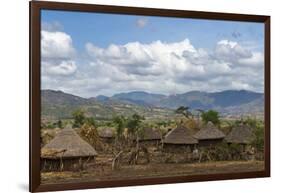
[197, 138, 224, 147]
[41, 157, 95, 172]
[163, 144, 196, 153]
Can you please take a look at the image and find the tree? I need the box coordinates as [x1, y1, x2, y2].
[72, 109, 86, 128]
[113, 115, 126, 139]
[126, 113, 145, 146]
[175, 106, 192, 119]
[201, 110, 220, 125]
[127, 114, 144, 135]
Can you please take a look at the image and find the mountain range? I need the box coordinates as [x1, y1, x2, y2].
[41, 89, 264, 120]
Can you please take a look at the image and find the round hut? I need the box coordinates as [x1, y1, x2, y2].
[98, 127, 116, 144]
[225, 123, 254, 151]
[193, 122, 225, 147]
[138, 127, 162, 147]
[41, 128, 98, 171]
[163, 125, 198, 153]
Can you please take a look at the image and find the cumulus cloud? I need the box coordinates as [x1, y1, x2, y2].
[41, 31, 75, 59]
[41, 23, 77, 77]
[86, 39, 197, 77]
[77, 38, 264, 97]
[215, 40, 252, 60]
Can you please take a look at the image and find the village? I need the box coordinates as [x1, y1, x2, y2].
[40, 107, 265, 184]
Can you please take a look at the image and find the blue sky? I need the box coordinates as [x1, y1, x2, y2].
[42, 10, 264, 52]
[41, 9, 265, 97]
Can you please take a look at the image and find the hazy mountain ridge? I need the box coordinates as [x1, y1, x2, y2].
[107, 90, 263, 110]
[41, 90, 175, 120]
[41, 89, 264, 120]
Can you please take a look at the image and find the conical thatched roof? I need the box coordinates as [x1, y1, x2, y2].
[98, 127, 115, 138]
[163, 125, 198, 145]
[41, 128, 98, 159]
[194, 122, 225, 140]
[225, 124, 254, 144]
[139, 128, 161, 141]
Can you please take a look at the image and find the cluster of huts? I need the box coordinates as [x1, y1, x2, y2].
[41, 122, 254, 171]
[162, 122, 254, 152]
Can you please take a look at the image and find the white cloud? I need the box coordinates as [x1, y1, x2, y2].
[215, 39, 252, 60]
[41, 24, 77, 77]
[41, 31, 75, 59]
[238, 52, 264, 66]
[136, 18, 148, 28]
[77, 39, 264, 97]
[86, 39, 197, 77]
[42, 34, 264, 97]
[42, 60, 77, 76]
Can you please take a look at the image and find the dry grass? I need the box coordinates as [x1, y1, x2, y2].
[41, 160, 264, 184]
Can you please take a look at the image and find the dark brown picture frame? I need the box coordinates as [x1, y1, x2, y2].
[30, 1, 270, 192]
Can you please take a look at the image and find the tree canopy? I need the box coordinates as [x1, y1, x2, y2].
[113, 115, 126, 139]
[201, 110, 220, 125]
[72, 109, 86, 128]
[175, 106, 192, 118]
[127, 113, 144, 136]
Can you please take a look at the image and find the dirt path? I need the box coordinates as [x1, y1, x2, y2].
[41, 160, 264, 184]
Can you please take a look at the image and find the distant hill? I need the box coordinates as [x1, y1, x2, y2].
[158, 90, 263, 110]
[41, 89, 264, 120]
[111, 91, 166, 106]
[106, 90, 263, 110]
[41, 90, 175, 120]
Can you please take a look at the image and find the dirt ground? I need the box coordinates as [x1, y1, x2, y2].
[41, 160, 264, 184]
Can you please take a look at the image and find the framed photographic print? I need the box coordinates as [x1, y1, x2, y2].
[30, 1, 270, 192]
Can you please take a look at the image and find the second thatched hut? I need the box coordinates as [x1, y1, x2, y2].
[138, 127, 162, 147]
[163, 125, 198, 153]
[98, 127, 116, 144]
[225, 123, 254, 151]
[193, 122, 225, 147]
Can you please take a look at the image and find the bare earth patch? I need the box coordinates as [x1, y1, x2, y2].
[41, 160, 264, 184]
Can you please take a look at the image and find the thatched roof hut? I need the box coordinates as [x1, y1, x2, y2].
[194, 122, 225, 140]
[163, 125, 198, 145]
[225, 124, 254, 144]
[139, 128, 161, 141]
[41, 128, 98, 159]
